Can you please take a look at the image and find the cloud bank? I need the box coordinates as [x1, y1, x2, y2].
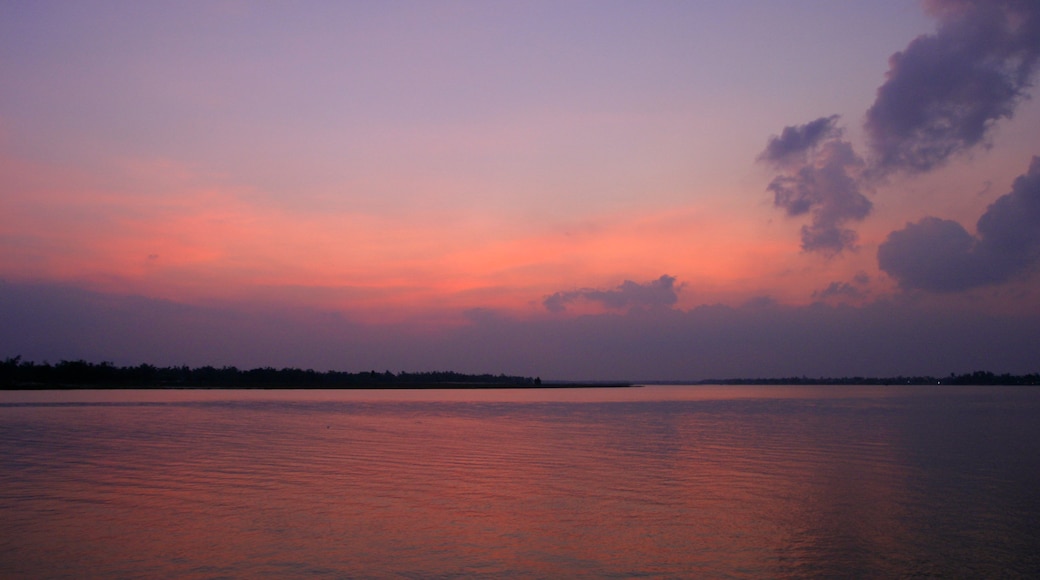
[543, 275, 680, 313]
[878, 156, 1040, 291]
[4, 281, 1038, 380]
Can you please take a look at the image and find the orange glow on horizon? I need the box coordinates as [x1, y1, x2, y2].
[1, 153, 888, 324]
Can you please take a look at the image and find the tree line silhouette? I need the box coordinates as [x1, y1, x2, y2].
[2, 357, 1036, 388]
[1, 357, 542, 389]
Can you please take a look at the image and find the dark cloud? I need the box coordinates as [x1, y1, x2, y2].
[760, 1, 1040, 256]
[758, 115, 842, 168]
[543, 275, 680, 313]
[464, 299, 1040, 379]
[865, 0, 1040, 174]
[812, 272, 871, 302]
[814, 281, 861, 301]
[878, 156, 1040, 291]
[6, 281, 1039, 381]
[760, 119, 872, 255]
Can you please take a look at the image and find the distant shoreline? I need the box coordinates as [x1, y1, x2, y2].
[647, 372, 1040, 386]
[4, 358, 1039, 389]
[1, 382, 637, 391]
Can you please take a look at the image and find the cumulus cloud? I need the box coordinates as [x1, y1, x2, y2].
[758, 115, 842, 168]
[812, 272, 871, 303]
[759, 1, 1040, 257]
[865, 0, 1040, 174]
[760, 117, 872, 255]
[878, 156, 1040, 291]
[543, 274, 680, 313]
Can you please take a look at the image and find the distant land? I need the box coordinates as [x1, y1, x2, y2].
[644, 372, 1040, 386]
[0, 357, 632, 389]
[2, 357, 1037, 389]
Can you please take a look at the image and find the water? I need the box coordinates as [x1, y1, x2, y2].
[2, 386, 1039, 578]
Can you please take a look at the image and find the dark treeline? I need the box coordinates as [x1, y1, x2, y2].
[677, 371, 1040, 386]
[0, 357, 541, 389]
[3, 357, 1037, 389]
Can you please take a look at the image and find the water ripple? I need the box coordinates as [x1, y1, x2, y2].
[2, 387, 1039, 578]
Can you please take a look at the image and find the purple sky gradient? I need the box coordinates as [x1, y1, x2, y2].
[2, 1, 1039, 380]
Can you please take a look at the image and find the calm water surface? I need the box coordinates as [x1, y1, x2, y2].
[2, 386, 1039, 578]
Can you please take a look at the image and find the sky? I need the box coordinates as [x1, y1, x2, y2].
[3, 0, 1040, 381]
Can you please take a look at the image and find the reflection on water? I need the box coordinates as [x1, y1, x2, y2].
[2, 386, 1039, 578]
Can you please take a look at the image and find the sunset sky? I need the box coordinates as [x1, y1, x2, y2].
[3, 1, 1040, 380]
